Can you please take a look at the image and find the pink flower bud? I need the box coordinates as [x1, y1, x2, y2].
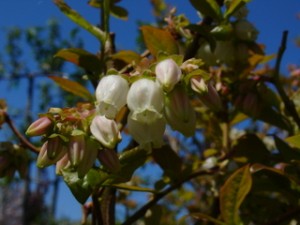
[26, 117, 52, 136]
[164, 86, 196, 137]
[127, 78, 164, 124]
[90, 115, 121, 149]
[96, 75, 129, 119]
[47, 136, 65, 160]
[98, 149, 121, 173]
[68, 135, 86, 167]
[128, 113, 166, 150]
[37, 141, 67, 168]
[155, 59, 182, 92]
[56, 153, 71, 175]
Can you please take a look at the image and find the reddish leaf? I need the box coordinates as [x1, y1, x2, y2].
[49, 76, 93, 100]
[220, 164, 252, 225]
[111, 50, 141, 64]
[141, 25, 178, 57]
[55, 48, 101, 74]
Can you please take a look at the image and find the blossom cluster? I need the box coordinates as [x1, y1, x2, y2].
[26, 58, 223, 177]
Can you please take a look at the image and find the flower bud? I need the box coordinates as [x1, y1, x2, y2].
[164, 86, 196, 137]
[56, 153, 71, 175]
[98, 149, 121, 173]
[90, 115, 121, 149]
[37, 141, 67, 168]
[242, 93, 262, 118]
[192, 78, 223, 112]
[26, 117, 52, 136]
[77, 139, 98, 178]
[47, 136, 65, 160]
[234, 20, 258, 42]
[128, 112, 166, 150]
[95, 75, 129, 119]
[127, 78, 164, 124]
[68, 135, 86, 167]
[155, 59, 182, 92]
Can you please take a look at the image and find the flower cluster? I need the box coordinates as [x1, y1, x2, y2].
[27, 58, 223, 176]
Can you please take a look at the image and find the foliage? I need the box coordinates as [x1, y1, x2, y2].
[2, 0, 300, 225]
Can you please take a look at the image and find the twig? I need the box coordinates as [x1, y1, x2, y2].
[272, 31, 300, 130]
[122, 167, 219, 225]
[4, 112, 39, 153]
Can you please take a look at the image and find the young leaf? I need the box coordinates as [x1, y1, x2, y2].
[55, 48, 101, 74]
[224, 0, 251, 20]
[189, 0, 223, 21]
[111, 50, 141, 64]
[190, 213, 226, 225]
[141, 25, 178, 57]
[110, 5, 128, 20]
[107, 183, 156, 193]
[286, 134, 300, 149]
[49, 76, 93, 101]
[54, 0, 105, 43]
[274, 135, 300, 162]
[220, 164, 252, 225]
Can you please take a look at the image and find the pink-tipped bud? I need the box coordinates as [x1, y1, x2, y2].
[98, 149, 121, 174]
[68, 135, 86, 167]
[47, 136, 65, 160]
[155, 59, 182, 92]
[26, 117, 52, 136]
[56, 153, 71, 175]
[37, 141, 67, 168]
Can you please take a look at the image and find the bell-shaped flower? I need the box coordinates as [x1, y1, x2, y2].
[26, 117, 52, 136]
[90, 115, 121, 149]
[47, 136, 66, 160]
[164, 86, 196, 137]
[68, 135, 86, 167]
[127, 78, 164, 124]
[56, 153, 71, 175]
[128, 112, 166, 150]
[155, 59, 182, 92]
[95, 75, 129, 119]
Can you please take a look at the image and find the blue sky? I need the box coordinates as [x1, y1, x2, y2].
[1, 0, 300, 221]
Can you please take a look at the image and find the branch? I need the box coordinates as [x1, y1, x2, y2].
[4, 112, 39, 153]
[272, 31, 300, 130]
[122, 167, 219, 225]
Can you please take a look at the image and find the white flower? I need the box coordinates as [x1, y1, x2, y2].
[127, 112, 166, 150]
[127, 78, 164, 124]
[95, 75, 129, 119]
[155, 59, 182, 92]
[90, 115, 121, 149]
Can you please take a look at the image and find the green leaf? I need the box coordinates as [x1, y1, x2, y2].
[189, 0, 223, 21]
[107, 183, 156, 193]
[232, 134, 270, 164]
[224, 0, 251, 20]
[274, 135, 300, 162]
[210, 23, 233, 40]
[111, 50, 141, 64]
[141, 25, 178, 57]
[62, 170, 92, 204]
[54, 0, 105, 43]
[55, 48, 101, 74]
[220, 164, 252, 225]
[49, 76, 93, 101]
[117, 147, 149, 182]
[286, 134, 300, 149]
[110, 5, 128, 20]
[152, 145, 183, 181]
